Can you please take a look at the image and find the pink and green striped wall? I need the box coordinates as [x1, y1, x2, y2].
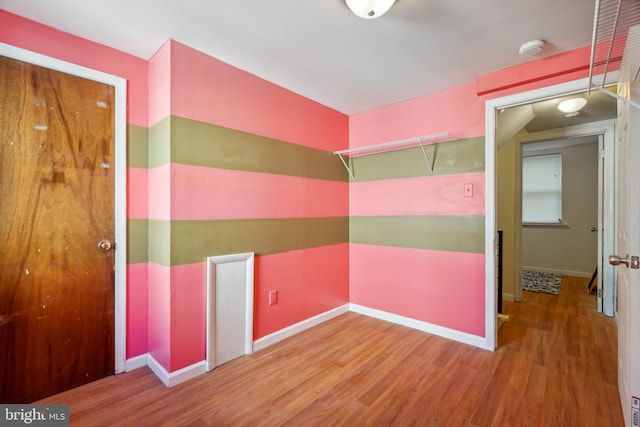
[1, 10, 594, 376]
[144, 41, 350, 371]
[347, 138, 486, 336]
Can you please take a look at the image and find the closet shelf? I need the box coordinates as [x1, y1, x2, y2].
[588, 0, 640, 108]
[333, 132, 456, 179]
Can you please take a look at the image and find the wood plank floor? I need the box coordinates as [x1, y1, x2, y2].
[38, 275, 624, 426]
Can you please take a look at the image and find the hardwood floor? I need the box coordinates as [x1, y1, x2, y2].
[38, 275, 623, 426]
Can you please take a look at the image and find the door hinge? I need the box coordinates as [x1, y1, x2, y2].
[599, 149, 605, 158]
[598, 288, 603, 298]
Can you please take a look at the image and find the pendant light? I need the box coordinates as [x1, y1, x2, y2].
[344, 0, 397, 19]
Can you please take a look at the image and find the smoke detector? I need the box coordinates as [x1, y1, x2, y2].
[518, 40, 545, 56]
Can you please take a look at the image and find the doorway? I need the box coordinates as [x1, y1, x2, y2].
[513, 124, 616, 314]
[485, 74, 620, 349]
[519, 136, 598, 277]
[0, 44, 127, 401]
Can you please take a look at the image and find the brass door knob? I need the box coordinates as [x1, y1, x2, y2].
[98, 240, 113, 251]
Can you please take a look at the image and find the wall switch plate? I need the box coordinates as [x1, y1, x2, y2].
[269, 290, 278, 305]
[464, 183, 473, 197]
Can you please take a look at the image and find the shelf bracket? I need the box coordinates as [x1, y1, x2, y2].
[336, 152, 355, 180]
[417, 138, 434, 173]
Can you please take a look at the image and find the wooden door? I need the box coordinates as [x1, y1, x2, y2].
[614, 25, 640, 427]
[0, 55, 115, 403]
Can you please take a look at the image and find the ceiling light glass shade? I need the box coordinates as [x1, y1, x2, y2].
[557, 98, 587, 113]
[344, 0, 396, 19]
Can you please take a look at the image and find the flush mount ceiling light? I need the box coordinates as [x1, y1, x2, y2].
[557, 97, 587, 117]
[343, 0, 396, 19]
[518, 40, 545, 56]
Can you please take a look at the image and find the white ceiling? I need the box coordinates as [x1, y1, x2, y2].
[0, 0, 598, 114]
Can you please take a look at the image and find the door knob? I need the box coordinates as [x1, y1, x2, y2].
[609, 254, 629, 266]
[98, 240, 113, 251]
[609, 254, 640, 268]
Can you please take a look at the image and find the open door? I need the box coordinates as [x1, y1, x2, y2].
[611, 24, 640, 427]
[598, 130, 618, 317]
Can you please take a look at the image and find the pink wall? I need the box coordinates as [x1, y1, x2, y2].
[349, 82, 484, 148]
[350, 173, 484, 217]
[170, 41, 347, 151]
[0, 11, 148, 127]
[349, 48, 595, 339]
[475, 46, 591, 97]
[170, 263, 207, 371]
[171, 164, 348, 220]
[350, 244, 485, 336]
[126, 264, 149, 358]
[127, 168, 148, 219]
[254, 244, 350, 338]
[350, 47, 598, 150]
[153, 41, 349, 372]
[148, 41, 172, 127]
[147, 164, 172, 220]
[148, 263, 171, 369]
[146, 42, 173, 368]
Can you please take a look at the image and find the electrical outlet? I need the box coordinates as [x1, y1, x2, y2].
[269, 290, 278, 305]
[464, 183, 473, 197]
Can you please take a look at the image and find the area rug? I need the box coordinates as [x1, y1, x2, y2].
[522, 270, 563, 295]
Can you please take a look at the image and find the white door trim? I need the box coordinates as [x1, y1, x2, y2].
[485, 72, 619, 349]
[0, 42, 128, 373]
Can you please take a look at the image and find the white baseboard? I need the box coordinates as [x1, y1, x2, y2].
[125, 354, 147, 372]
[134, 301, 492, 388]
[502, 293, 515, 302]
[522, 266, 592, 278]
[252, 304, 350, 352]
[349, 303, 489, 350]
[125, 304, 351, 387]
[146, 354, 207, 388]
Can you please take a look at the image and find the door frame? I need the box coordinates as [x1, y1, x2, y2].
[514, 121, 616, 314]
[485, 73, 619, 349]
[0, 42, 127, 373]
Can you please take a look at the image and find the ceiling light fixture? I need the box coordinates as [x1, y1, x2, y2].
[518, 40, 545, 56]
[557, 97, 587, 117]
[343, 0, 396, 19]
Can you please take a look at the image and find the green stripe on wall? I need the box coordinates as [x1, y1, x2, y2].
[148, 117, 172, 168]
[148, 220, 172, 266]
[350, 215, 485, 254]
[127, 124, 149, 168]
[128, 218, 149, 264]
[169, 116, 348, 181]
[348, 137, 484, 182]
[146, 217, 349, 266]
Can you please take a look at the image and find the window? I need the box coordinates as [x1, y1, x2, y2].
[522, 153, 562, 224]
